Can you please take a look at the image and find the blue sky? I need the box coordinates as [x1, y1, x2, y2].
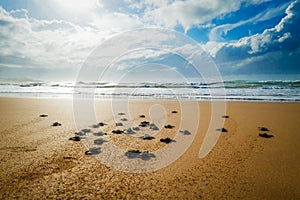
[0, 0, 299, 81]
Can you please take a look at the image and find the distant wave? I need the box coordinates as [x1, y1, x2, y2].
[0, 79, 299, 88]
[0, 79, 299, 102]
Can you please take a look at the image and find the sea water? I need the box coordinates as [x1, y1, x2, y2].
[0, 75, 299, 102]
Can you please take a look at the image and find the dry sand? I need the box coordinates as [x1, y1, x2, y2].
[0, 97, 299, 199]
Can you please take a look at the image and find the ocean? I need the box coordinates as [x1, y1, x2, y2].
[0, 75, 299, 102]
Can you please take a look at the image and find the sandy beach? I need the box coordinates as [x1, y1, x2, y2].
[0, 97, 299, 199]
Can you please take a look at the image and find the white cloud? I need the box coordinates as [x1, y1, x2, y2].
[143, 0, 241, 31]
[246, 0, 299, 54]
[0, 2, 146, 76]
[255, 2, 290, 22]
[274, 0, 299, 32]
[0, 6, 107, 70]
[127, 0, 276, 33]
[206, 0, 300, 56]
[278, 32, 291, 42]
[30, 0, 143, 31]
[126, 0, 172, 10]
[201, 41, 226, 57]
[208, 2, 291, 41]
[205, 0, 300, 74]
[113, 43, 200, 71]
[113, 49, 168, 71]
[243, 0, 271, 6]
[89, 12, 143, 31]
[9, 9, 29, 19]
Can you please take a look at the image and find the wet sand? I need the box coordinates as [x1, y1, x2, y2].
[0, 97, 299, 199]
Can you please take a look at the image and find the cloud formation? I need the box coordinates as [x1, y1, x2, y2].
[0, 3, 143, 79]
[143, 0, 241, 31]
[0, 7, 101, 67]
[0, 0, 299, 80]
[208, 2, 290, 41]
[210, 0, 300, 74]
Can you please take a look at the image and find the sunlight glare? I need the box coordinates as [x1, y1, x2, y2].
[54, 0, 101, 13]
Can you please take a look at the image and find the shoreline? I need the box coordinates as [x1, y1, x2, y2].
[0, 96, 300, 103]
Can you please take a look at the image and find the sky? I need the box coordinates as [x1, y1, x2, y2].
[0, 0, 299, 81]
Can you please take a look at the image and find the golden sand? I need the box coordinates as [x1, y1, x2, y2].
[0, 97, 299, 199]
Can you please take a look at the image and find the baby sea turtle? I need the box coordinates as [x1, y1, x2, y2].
[98, 122, 106, 126]
[164, 124, 175, 129]
[116, 122, 123, 126]
[124, 128, 135, 134]
[216, 128, 228, 132]
[160, 137, 172, 144]
[112, 129, 124, 134]
[52, 122, 61, 126]
[69, 136, 81, 141]
[180, 130, 191, 135]
[258, 127, 270, 131]
[132, 126, 140, 131]
[150, 125, 159, 130]
[259, 133, 274, 138]
[39, 114, 48, 117]
[139, 121, 150, 127]
[141, 135, 155, 140]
